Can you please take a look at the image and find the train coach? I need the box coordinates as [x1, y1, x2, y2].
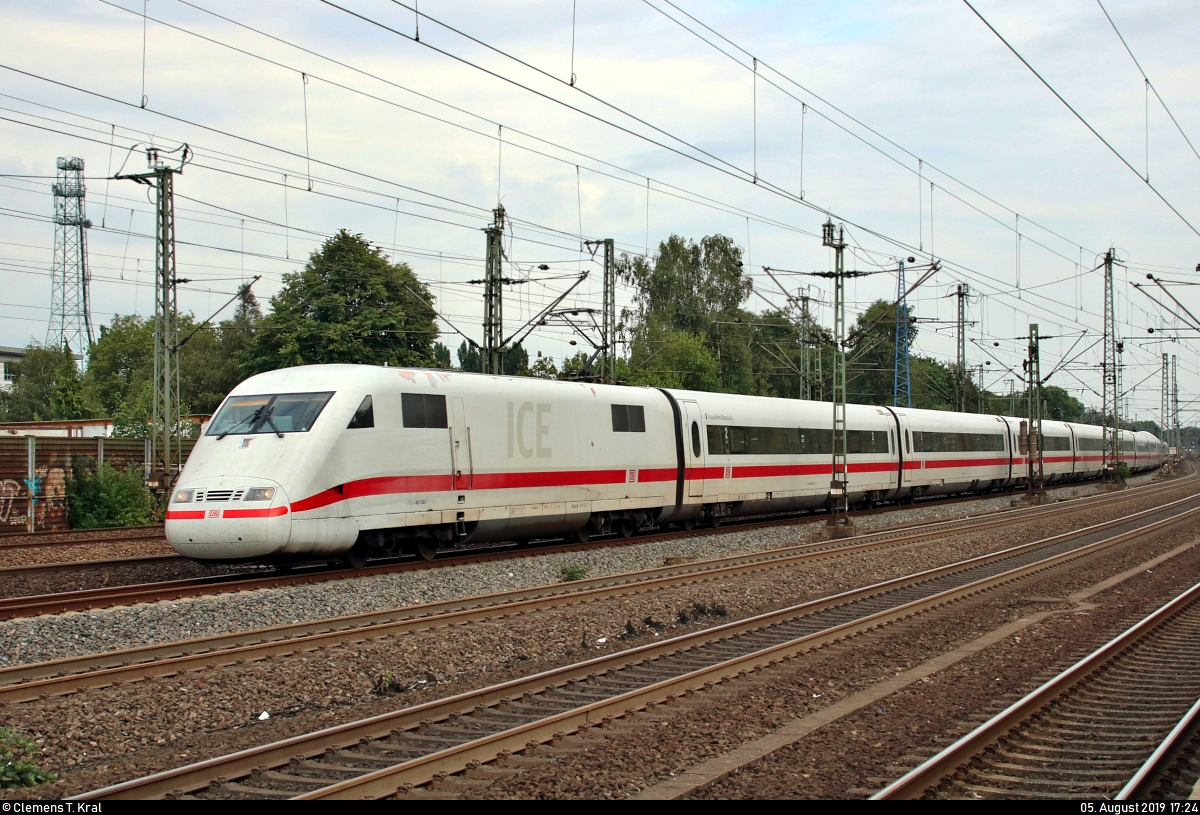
[165, 364, 1164, 566]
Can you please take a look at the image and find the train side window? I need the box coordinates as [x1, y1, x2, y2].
[691, 422, 701, 457]
[905, 430, 911, 454]
[347, 395, 374, 429]
[401, 393, 448, 429]
[611, 404, 646, 432]
[629, 405, 646, 432]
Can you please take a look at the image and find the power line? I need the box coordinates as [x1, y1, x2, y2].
[0, 23, 1180, 396]
[1095, 0, 1200, 167]
[962, 0, 1200, 239]
[641, 0, 1106, 263]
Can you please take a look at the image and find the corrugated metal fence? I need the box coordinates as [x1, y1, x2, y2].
[0, 437, 196, 534]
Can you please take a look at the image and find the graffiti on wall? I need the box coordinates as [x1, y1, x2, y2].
[0, 479, 21, 525]
[0, 463, 69, 530]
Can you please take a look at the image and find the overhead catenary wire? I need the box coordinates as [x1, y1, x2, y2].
[962, 0, 1200, 239]
[1095, 0, 1200, 167]
[5, 6, 1186, 401]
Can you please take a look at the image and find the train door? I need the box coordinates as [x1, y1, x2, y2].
[883, 407, 909, 494]
[451, 397, 472, 490]
[681, 400, 705, 498]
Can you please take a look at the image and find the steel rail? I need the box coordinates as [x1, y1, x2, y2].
[1116, 697, 1200, 800]
[0, 527, 166, 550]
[0, 554, 183, 579]
[873, 580, 1200, 800]
[4, 479, 1191, 702]
[76, 494, 1200, 800]
[2, 470, 1185, 622]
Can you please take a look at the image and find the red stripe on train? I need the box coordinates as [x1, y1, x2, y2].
[223, 506, 289, 519]
[165, 510, 206, 520]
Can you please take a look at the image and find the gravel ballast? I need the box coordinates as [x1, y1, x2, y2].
[0, 474, 1186, 797]
[0, 473, 1169, 667]
[0, 475, 1160, 667]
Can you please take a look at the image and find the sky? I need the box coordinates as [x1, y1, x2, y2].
[1, 0, 1198, 423]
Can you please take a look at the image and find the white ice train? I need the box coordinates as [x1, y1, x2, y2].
[166, 364, 1166, 565]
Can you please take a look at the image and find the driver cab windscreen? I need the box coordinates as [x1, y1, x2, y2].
[207, 392, 334, 436]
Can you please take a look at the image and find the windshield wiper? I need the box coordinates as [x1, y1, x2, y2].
[262, 405, 284, 438]
[217, 406, 264, 440]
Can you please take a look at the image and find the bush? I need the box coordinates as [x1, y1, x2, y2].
[559, 564, 588, 582]
[1114, 461, 1131, 482]
[66, 455, 155, 529]
[0, 727, 57, 789]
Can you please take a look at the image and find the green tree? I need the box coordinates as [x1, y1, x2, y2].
[619, 234, 755, 393]
[0, 343, 92, 421]
[247, 230, 438, 371]
[528, 350, 558, 379]
[454, 340, 527, 375]
[431, 342, 453, 369]
[82, 314, 153, 424]
[625, 329, 720, 392]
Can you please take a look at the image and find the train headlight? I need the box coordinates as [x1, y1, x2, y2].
[243, 487, 276, 502]
[172, 489, 195, 504]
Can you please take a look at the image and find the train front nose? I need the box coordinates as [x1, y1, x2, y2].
[166, 480, 291, 564]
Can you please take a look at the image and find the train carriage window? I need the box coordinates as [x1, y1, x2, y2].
[847, 429, 889, 454]
[705, 425, 839, 456]
[1042, 435, 1071, 451]
[911, 431, 1005, 453]
[401, 393, 448, 429]
[707, 425, 728, 455]
[347, 395, 374, 429]
[611, 404, 646, 432]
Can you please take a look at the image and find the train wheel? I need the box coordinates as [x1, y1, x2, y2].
[344, 540, 369, 569]
[683, 517, 695, 532]
[573, 527, 590, 544]
[711, 515, 723, 528]
[619, 519, 636, 539]
[416, 538, 438, 561]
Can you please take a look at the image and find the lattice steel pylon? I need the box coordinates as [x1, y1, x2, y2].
[597, 238, 616, 383]
[820, 218, 861, 538]
[1172, 353, 1180, 454]
[1103, 249, 1119, 473]
[117, 144, 189, 494]
[483, 205, 507, 375]
[955, 283, 970, 412]
[46, 157, 94, 356]
[1026, 324, 1044, 500]
[1162, 353, 1170, 445]
[892, 260, 911, 408]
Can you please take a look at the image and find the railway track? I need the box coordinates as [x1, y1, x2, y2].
[3, 476, 1192, 704]
[0, 525, 166, 551]
[0, 554, 183, 579]
[1117, 699, 1200, 800]
[0, 495, 1168, 703]
[0, 472, 1186, 622]
[74, 487, 1200, 800]
[874, 580, 1200, 800]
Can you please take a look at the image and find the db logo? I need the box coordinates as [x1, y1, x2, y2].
[724, 466, 733, 479]
[208, 509, 221, 519]
[626, 469, 638, 483]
